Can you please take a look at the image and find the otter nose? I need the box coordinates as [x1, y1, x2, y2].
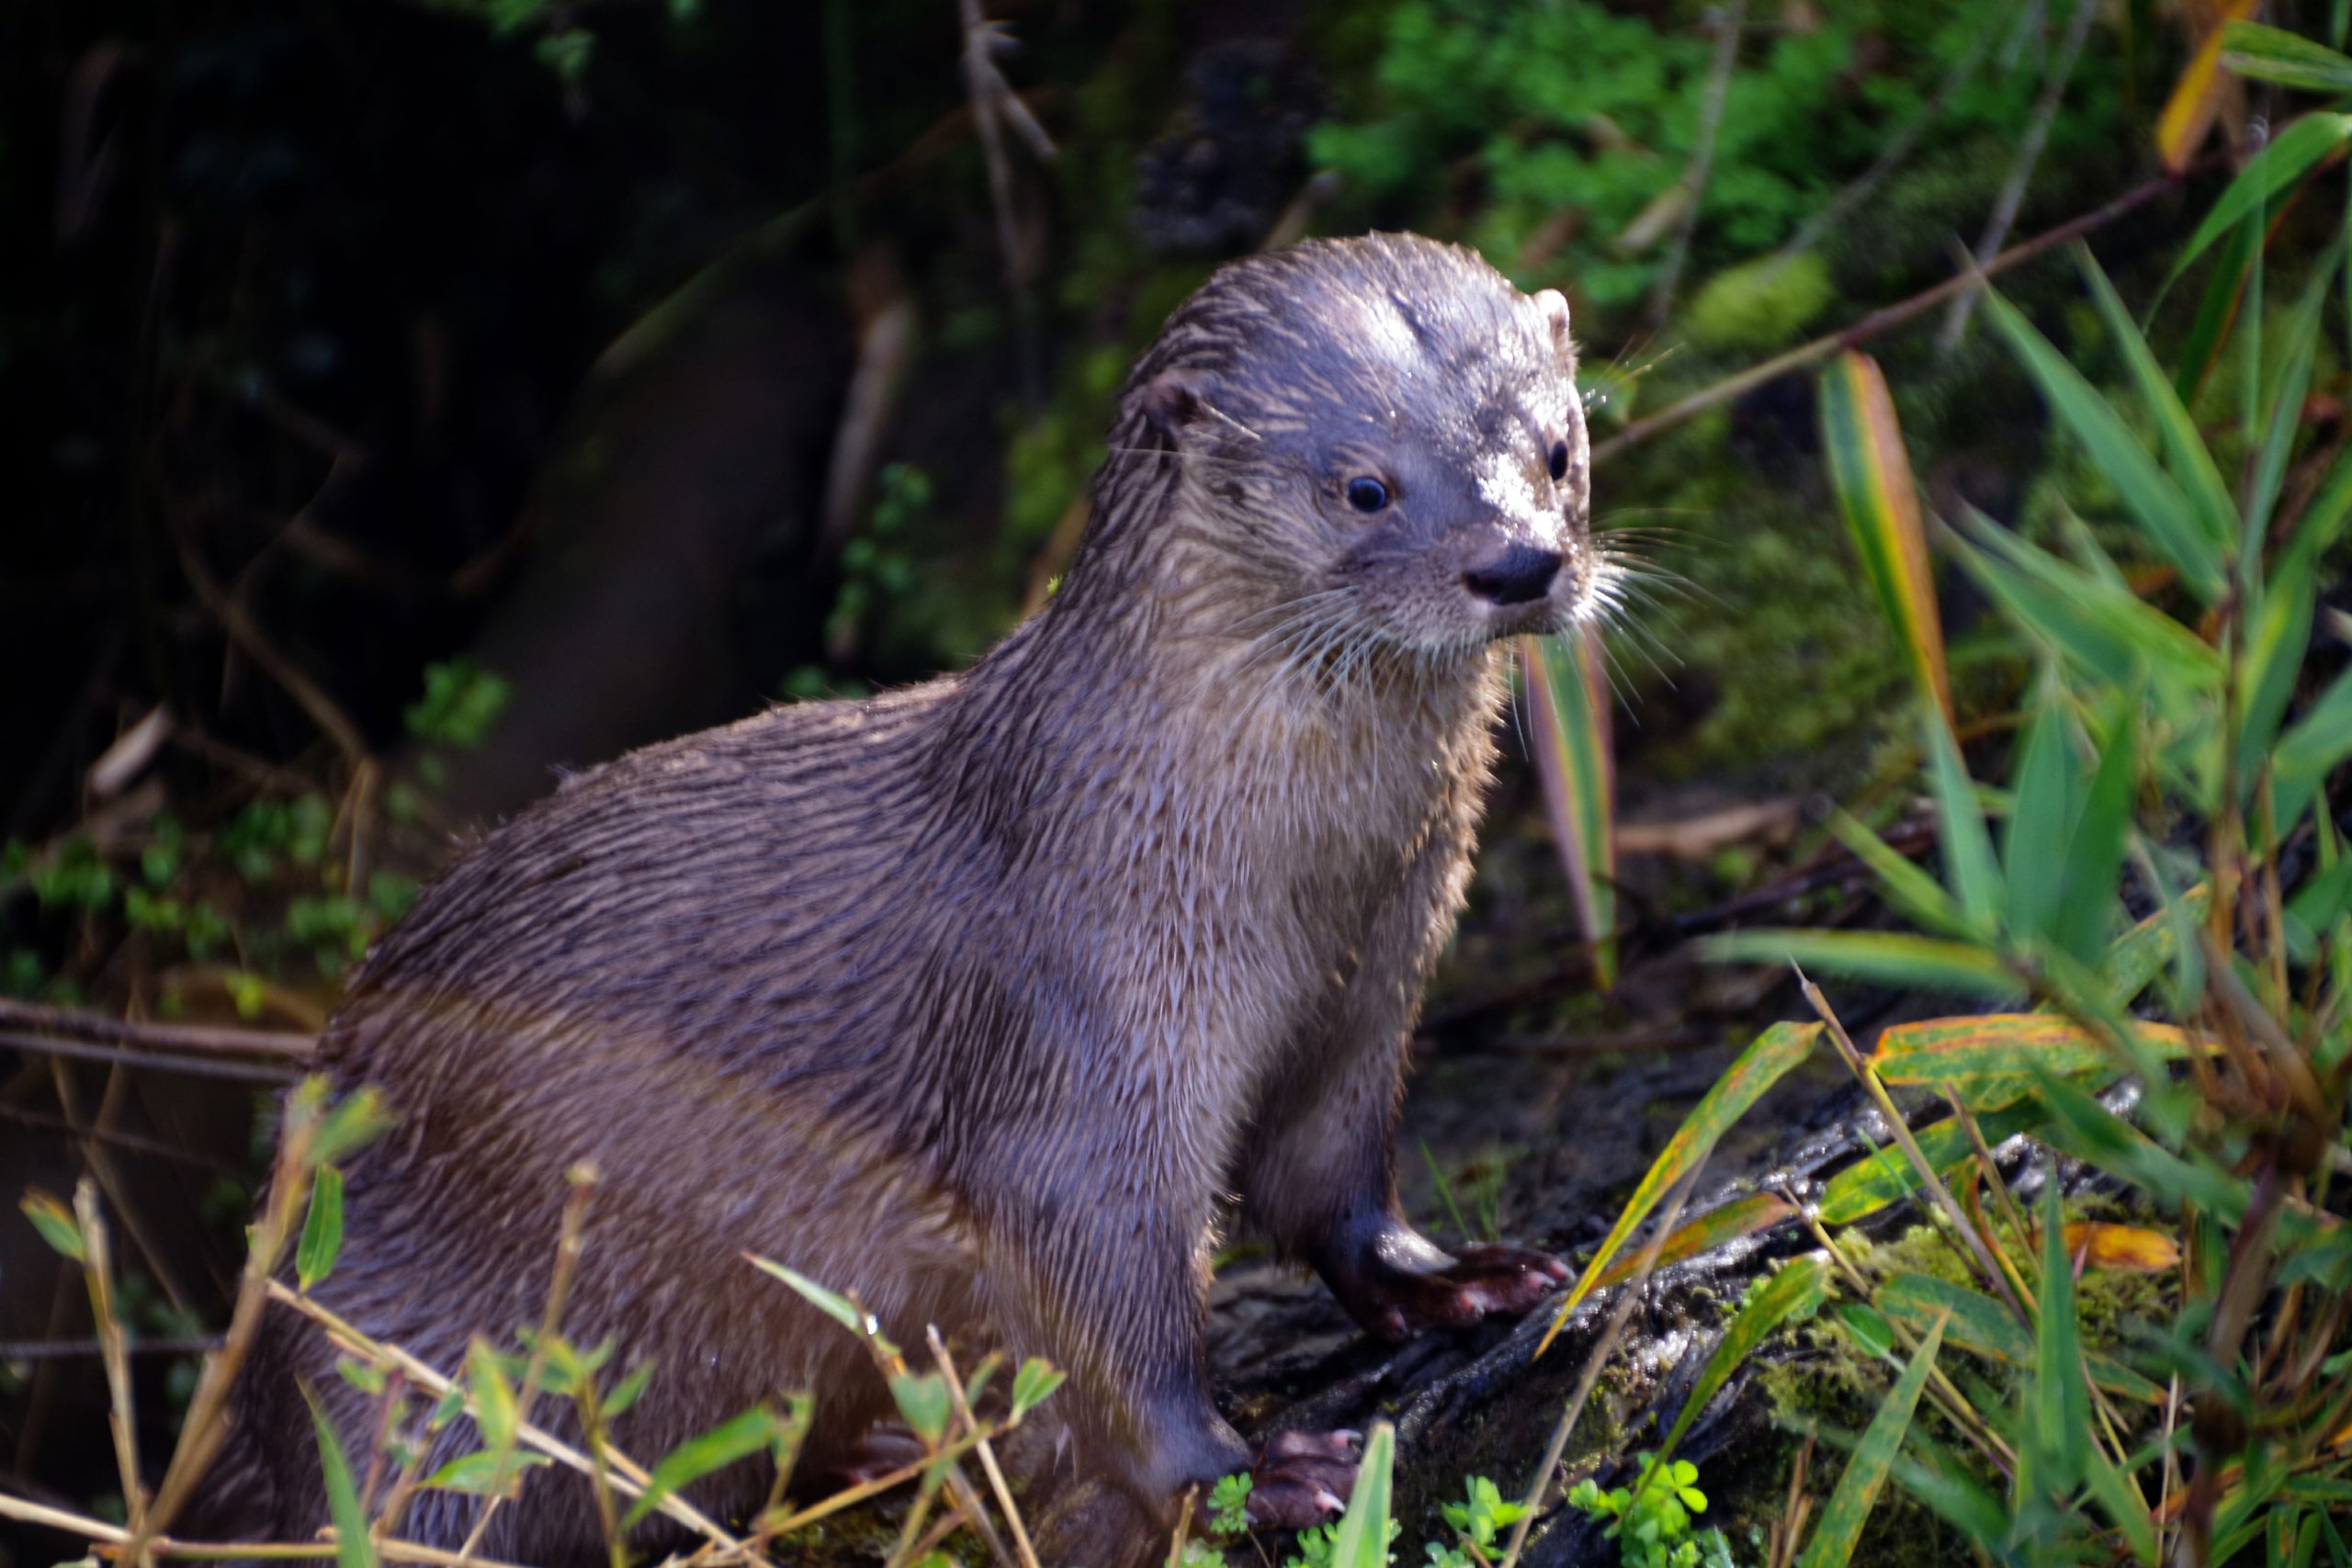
[1462, 543, 1562, 605]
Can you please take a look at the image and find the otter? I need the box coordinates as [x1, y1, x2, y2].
[204, 232, 1600, 1558]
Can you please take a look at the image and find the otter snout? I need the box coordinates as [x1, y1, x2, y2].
[1462, 542, 1563, 606]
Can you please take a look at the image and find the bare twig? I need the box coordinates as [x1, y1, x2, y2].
[1590, 154, 2225, 465]
[958, 0, 1053, 409]
[0, 998, 316, 1061]
[1498, 1167, 1705, 1568]
[928, 1325, 1038, 1568]
[1649, 0, 1747, 326]
[172, 529, 370, 770]
[74, 1181, 152, 1561]
[1936, 0, 2098, 350]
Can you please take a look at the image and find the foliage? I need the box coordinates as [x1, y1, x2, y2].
[1569, 1452, 1732, 1568]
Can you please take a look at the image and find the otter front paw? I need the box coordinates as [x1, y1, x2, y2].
[1326, 1229, 1569, 1341]
[1238, 1429, 1360, 1530]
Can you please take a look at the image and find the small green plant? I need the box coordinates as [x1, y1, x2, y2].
[1209, 1471, 1254, 1534]
[1569, 1453, 1731, 1568]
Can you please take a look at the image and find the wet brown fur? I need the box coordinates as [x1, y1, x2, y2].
[199, 232, 1596, 1559]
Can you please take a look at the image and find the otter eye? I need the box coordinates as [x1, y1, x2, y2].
[1548, 440, 1570, 483]
[1345, 476, 1390, 513]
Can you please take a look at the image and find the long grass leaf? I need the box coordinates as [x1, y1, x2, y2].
[1921, 706, 2003, 935]
[302, 1383, 379, 1568]
[1526, 628, 1617, 989]
[1948, 513, 2222, 692]
[624, 1405, 781, 1528]
[1870, 1013, 2192, 1107]
[2221, 20, 2352, 94]
[1589, 1191, 1797, 1290]
[2247, 255, 2339, 556]
[1654, 1255, 1829, 1468]
[1794, 1314, 1947, 1568]
[1981, 290, 2225, 603]
[2003, 678, 2077, 946]
[1817, 1100, 2047, 1225]
[2171, 113, 2352, 283]
[1538, 1021, 1819, 1353]
[1701, 930, 2021, 997]
[1829, 811, 1968, 937]
[1326, 1422, 1396, 1568]
[2053, 703, 2137, 966]
[1821, 353, 1951, 725]
[2076, 248, 2237, 553]
[2272, 661, 2352, 831]
[2162, 2, 2264, 171]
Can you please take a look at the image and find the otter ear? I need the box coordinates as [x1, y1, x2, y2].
[1141, 368, 1217, 440]
[1532, 288, 1574, 364]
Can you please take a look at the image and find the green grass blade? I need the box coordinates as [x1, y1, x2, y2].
[1526, 627, 1617, 989]
[2238, 557, 2315, 792]
[624, 1404, 782, 1528]
[2098, 885, 2211, 1005]
[1538, 1021, 1820, 1353]
[1820, 351, 1952, 726]
[2173, 216, 2259, 406]
[1816, 1101, 2047, 1225]
[2171, 113, 2352, 284]
[1654, 1255, 1829, 1468]
[1921, 706, 2002, 935]
[1829, 810, 1968, 937]
[1947, 512, 2222, 692]
[2220, 20, 2352, 93]
[2032, 1184, 2089, 1493]
[2076, 247, 2237, 556]
[2052, 703, 2137, 966]
[2247, 256, 2338, 557]
[2031, 1072, 2251, 1222]
[1981, 289, 2225, 604]
[2270, 661, 2352, 830]
[1700, 930, 2021, 998]
[1326, 1422, 1396, 1568]
[1794, 1313, 1946, 1568]
[2003, 678, 2077, 947]
[302, 1382, 379, 1568]
[297, 1165, 345, 1293]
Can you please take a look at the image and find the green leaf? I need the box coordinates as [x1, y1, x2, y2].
[423, 1447, 552, 1494]
[20, 1189, 85, 1262]
[302, 1382, 379, 1568]
[1699, 930, 2020, 998]
[746, 1255, 868, 1336]
[2076, 247, 2237, 558]
[2275, 664, 2352, 829]
[467, 1338, 520, 1453]
[297, 1165, 345, 1293]
[1946, 513, 2222, 693]
[1527, 627, 1617, 988]
[1011, 1356, 1066, 1419]
[2031, 1184, 2089, 1495]
[311, 1088, 394, 1169]
[2002, 680, 2077, 948]
[1539, 1023, 1820, 1353]
[1877, 1272, 2165, 1404]
[2221, 21, 2352, 94]
[2099, 885, 2211, 1006]
[1654, 1256, 1830, 1469]
[2174, 216, 2259, 406]
[2031, 1073, 2250, 1223]
[1324, 1423, 1396, 1568]
[1795, 1314, 1945, 1568]
[1830, 812, 1967, 938]
[2053, 705, 2137, 967]
[2238, 562, 2315, 791]
[1817, 1100, 2046, 1225]
[1921, 707, 2002, 934]
[336, 1356, 388, 1397]
[1829, 1301, 1895, 1359]
[624, 1404, 781, 1528]
[2172, 114, 2352, 283]
[888, 1372, 952, 1446]
[604, 1359, 655, 1419]
[2248, 253, 2341, 571]
[1981, 289, 2225, 604]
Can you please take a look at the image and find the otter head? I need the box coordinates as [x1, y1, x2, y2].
[1129, 232, 1593, 663]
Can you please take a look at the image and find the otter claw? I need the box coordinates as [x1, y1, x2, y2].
[1338, 1241, 1569, 1342]
[1243, 1429, 1361, 1530]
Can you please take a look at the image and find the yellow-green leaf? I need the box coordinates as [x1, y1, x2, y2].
[1795, 1314, 1944, 1568]
[302, 1382, 379, 1568]
[1325, 1422, 1396, 1568]
[1820, 352, 1950, 727]
[1526, 627, 1616, 989]
[1589, 1191, 1797, 1291]
[1869, 1014, 2193, 1110]
[1539, 1022, 1819, 1355]
[624, 1404, 781, 1528]
[20, 1189, 85, 1262]
[1700, 930, 2020, 998]
[2157, 0, 2261, 171]
[1655, 1255, 1829, 1470]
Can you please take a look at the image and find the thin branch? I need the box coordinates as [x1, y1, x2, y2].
[1937, 0, 2099, 350]
[172, 528, 371, 770]
[1649, 0, 1747, 326]
[0, 998, 316, 1060]
[1591, 152, 2227, 465]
